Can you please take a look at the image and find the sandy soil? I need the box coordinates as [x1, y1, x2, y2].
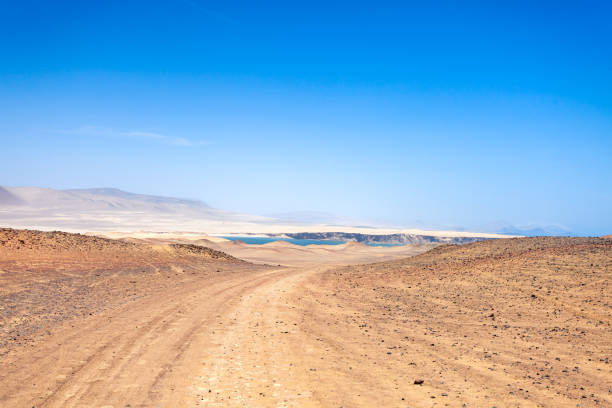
[113, 234, 437, 266]
[0, 229, 610, 407]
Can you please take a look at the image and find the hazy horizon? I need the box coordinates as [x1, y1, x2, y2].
[0, 184, 597, 237]
[1, 2, 611, 235]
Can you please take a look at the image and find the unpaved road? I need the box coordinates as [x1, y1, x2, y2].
[1, 231, 611, 407]
[0, 266, 308, 407]
[2, 264, 383, 408]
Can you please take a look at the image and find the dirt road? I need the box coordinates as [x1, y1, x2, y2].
[3, 264, 383, 408]
[0, 266, 304, 407]
[1, 231, 610, 407]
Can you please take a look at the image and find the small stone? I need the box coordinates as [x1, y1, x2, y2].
[414, 379, 424, 385]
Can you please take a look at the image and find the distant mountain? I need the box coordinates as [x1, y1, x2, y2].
[0, 187, 23, 206]
[0, 186, 270, 231]
[267, 210, 371, 226]
[282, 232, 488, 245]
[497, 225, 573, 237]
[2, 186, 212, 212]
[268, 211, 339, 224]
[0, 186, 512, 241]
[66, 188, 210, 207]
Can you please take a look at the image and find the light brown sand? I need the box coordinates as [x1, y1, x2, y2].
[1, 229, 610, 407]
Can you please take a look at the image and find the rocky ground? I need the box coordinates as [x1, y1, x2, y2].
[0, 229, 610, 407]
[0, 228, 247, 357]
[290, 237, 612, 407]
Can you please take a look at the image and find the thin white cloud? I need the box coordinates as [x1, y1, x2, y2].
[59, 126, 207, 147]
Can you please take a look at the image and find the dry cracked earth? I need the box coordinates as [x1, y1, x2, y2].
[0, 228, 610, 407]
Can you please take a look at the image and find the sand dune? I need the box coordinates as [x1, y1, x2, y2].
[97, 231, 436, 266]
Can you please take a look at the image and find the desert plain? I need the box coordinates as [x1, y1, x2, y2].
[0, 228, 610, 407]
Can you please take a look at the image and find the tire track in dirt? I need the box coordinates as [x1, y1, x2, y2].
[0, 267, 295, 407]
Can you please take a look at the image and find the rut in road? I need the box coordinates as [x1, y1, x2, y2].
[0, 267, 298, 408]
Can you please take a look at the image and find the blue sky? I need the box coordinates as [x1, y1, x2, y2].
[1, 1, 611, 235]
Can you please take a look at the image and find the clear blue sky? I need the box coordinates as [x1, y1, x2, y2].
[1, 1, 611, 235]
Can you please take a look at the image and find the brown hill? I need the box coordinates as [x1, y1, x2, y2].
[261, 240, 301, 248]
[295, 236, 612, 406]
[0, 227, 248, 357]
[0, 228, 138, 252]
[0, 227, 238, 262]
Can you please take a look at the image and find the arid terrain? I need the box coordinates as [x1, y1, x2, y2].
[97, 231, 437, 266]
[0, 228, 610, 407]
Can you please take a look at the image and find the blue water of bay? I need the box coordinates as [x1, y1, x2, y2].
[220, 236, 345, 246]
[220, 236, 403, 247]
